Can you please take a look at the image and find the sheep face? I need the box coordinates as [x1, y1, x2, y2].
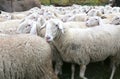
[110, 16, 120, 25]
[27, 13, 40, 21]
[0, 13, 12, 20]
[17, 20, 36, 33]
[45, 19, 64, 42]
[86, 17, 100, 27]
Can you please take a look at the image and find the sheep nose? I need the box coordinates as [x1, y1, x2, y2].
[86, 22, 88, 25]
[46, 36, 51, 41]
[46, 36, 50, 40]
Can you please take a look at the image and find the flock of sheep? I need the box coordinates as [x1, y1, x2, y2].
[0, 4, 120, 79]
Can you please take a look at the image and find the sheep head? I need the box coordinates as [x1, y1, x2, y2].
[110, 16, 120, 25]
[45, 19, 64, 42]
[17, 19, 36, 34]
[86, 16, 103, 27]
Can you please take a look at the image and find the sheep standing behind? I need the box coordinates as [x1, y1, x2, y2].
[85, 16, 104, 27]
[0, 12, 12, 22]
[0, 34, 58, 79]
[87, 9, 103, 17]
[63, 21, 87, 28]
[44, 19, 120, 79]
[67, 14, 88, 22]
[0, 19, 21, 34]
[85, 16, 110, 27]
[17, 19, 36, 34]
[110, 16, 120, 25]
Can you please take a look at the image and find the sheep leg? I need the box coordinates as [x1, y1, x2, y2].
[55, 62, 63, 75]
[55, 65, 60, 75]
[79, 65, 87, 79]
[110, 63, 116, 79]
[71, 64, 75, 79]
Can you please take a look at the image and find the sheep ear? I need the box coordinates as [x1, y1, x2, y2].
[101, 16, 107, 19]
[20, 19, 25, 24]
[40, 23, 46, 30]
[30, 24, 37, 35]
[98, 17, 104, 26]
[58, 23, 64, 34]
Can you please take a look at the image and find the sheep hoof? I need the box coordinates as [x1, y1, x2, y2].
[81, 77, 88, 79]
[83, 77, 88, 79]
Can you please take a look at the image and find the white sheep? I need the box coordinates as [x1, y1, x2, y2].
[85, 16, 107, 27]
[67, 14, 88, 22]
[0, 34, 58, 79]
[17, 19, 37, 34]
[0, 12, 12, 22]
[100, 13, 120, 20]
[87, 9, 103, 17]
[0, 19, 21, 34]
[64, 21, 87, 28]
[44, 19, 120, 79]
[110, 16, 120, 25]
[16, 17, 63, 76]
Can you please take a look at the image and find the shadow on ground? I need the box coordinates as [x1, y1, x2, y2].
[59, 58, 120, 79]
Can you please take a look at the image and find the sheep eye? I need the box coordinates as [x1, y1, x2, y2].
[68, 15, 71, 17]
[33, 17, 36, 19]
[115, 18, 119, 20]
[95, 19, 98, 20]
[27, 24, 31, 27]
[86, 18, 89, 21]
[55, 24, 58, 27]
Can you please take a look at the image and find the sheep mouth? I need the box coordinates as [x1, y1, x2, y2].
[46, 40, 50, 43]
[46, 38, 52, 43]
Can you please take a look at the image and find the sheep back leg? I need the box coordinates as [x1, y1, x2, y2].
[110, 63, 116, 79]
[71, 64, 75, 79]
[79, 65, 87, 79]
[55, 61, 63, 75]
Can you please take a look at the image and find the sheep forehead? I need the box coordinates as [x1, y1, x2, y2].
[46, 19, 60, 31]
[86, 17, 100, 25]
[47, 20, 58, 28]
[90, 16, 100, 21]
[50, 19, 61, 24]
[114, 16, 120, 20]
[24, 20, 35, 26]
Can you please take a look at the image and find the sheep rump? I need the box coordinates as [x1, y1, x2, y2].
[0, 34, 58, 79]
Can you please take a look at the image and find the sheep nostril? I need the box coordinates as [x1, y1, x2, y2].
[46, 36, 50, 40]
[86, 22, 88, 25]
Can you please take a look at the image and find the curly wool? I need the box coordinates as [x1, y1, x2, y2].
[0, 34, 58, 79]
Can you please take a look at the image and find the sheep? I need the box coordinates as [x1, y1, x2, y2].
[100, 13, 120, 20]
[0, 19, 21, 34]
[11, 13, 26, 20]
[111, 7, 120, 14]
[87, 9, 103, 17]
[110, 16, 120, 25]
[54, 12, 72, 21]
[0, 34, 58, 79]
[16, 12, 46, 34]
[64, 21, 87, 28]
[0, 12, 12, 22]
[44, 19, 120, 79]
[17, 19, 37, 34]
[85, 16, 102, 27]
[67, 14, 88, 22]
[85, 16, 110, 27]
[16, 17, 63, 76]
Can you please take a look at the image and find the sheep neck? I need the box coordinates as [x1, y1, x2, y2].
[54, 29, 62, 42]
[53, 28, 67, 54]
